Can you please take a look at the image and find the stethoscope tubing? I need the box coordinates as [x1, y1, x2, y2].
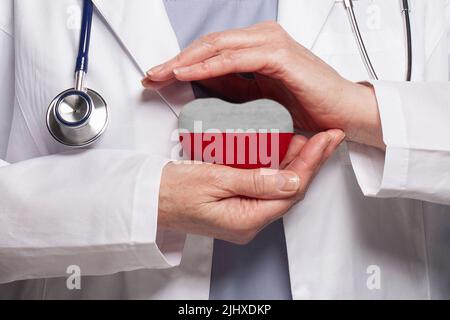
[343, 0, 412, 81]
[344, 0, 379, 80]
[401, 0, 412, 81]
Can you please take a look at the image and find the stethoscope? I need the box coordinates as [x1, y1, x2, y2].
[341, 0, 412, 81]
[47, 0, 412, 147]
[47, 0, 108, 147]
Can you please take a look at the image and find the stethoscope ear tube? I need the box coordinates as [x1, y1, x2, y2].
[343, 0, 378, 80]
[343, 0, 412, 81]
[401, 0, 412, 81]
[76, 0, 94, 73]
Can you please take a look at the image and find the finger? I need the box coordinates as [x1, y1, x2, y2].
[212, 195, 294, 244]
[323, 129, 346, 159]
[220, 132, 344, 243]
[145, 28, 267, 81]
[223, 168, 300, 200]
[195, 74, 262, 103]
[287, 130, 345, 195]
[253, 131, 344, 226]
[250, 131, 345, 226]
[286, 132, 332, 193]
[141, 77, 176, 90]
[172, 47, 271, 82]
[280, 135, 308, 169]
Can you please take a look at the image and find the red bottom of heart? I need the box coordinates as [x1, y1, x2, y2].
[179, 132, 293, 169]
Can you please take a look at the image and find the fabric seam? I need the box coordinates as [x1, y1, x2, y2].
[130, 157, 156, 268]
[420, 201, 432, 300]
[14, 96, 45, 156]
[0, 26, 13, 38]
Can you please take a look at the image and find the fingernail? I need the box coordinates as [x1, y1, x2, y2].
[141, 78, 152, 88]
[141, 78, 161, 90]
[320, 134, 333, 150]
[278, 172, 300, 192]
[173, 66, 191, 75]
[328, 130, 346, 144]
[338, 131, 346, 144]
[147, 64, 164, 77]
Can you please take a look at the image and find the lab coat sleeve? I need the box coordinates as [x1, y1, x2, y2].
[0, 151, 186, 284]
[0, 0, 13, 160]
[0, 28, 185, 283]
[348, 0, 450, 205]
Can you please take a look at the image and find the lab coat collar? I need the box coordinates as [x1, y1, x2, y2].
[92, 0, 178, 74]
[278, 0, 335, 50]
[92, 0, 194, 116]
[92, 0, 336, 67]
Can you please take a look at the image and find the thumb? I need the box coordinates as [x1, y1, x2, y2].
[224, 168, 301, 200]
[286, 129, 345, 197]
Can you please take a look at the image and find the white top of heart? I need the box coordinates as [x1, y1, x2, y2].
[179, 98, 294, 132]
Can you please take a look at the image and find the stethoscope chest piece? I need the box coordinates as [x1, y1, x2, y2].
[47, 87, 108, 147]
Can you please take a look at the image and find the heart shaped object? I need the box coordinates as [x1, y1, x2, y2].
[178, 98, 294, 169]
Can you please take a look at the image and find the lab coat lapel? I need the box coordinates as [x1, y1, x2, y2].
[278, 0, 335, 50]
[278, 0, 335, 300]
[92, 0, 194, 115]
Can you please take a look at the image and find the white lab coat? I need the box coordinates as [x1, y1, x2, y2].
[0, 0, 449, 299]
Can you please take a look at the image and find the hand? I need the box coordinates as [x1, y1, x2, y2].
[158, 130, 345, 244]
[143, 22, 384, 149]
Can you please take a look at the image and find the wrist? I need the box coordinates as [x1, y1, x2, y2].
[340, 81, 385, 149]
[157, 163, 175, 230]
